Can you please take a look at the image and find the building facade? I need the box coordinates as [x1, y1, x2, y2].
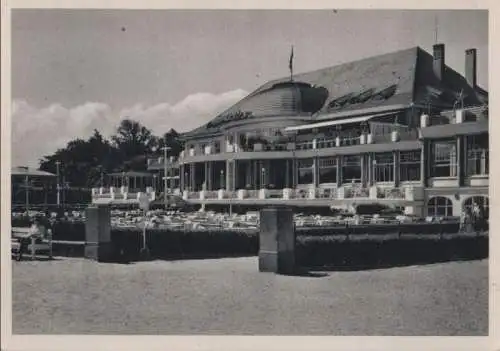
[96, 44, 489, 217]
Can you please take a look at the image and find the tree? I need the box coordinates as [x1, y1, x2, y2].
[112, 119, 157, 161]
[157, 128, 183, 157]
[39, 130, 118, 188]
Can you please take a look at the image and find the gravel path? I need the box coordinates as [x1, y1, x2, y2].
[12, 257, 487, 335]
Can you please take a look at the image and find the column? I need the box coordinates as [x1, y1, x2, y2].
[245, 161, 252, 189]
[313, 157, 319, 187]
[336, 155, 342, 188]
[422, 141, 429, 187]
[393, 150, 400, 187]
[292, 158, 297, 188]
[233, 160, 238, 190]
[226, 160, 232, 191]
[190, 163, 195, 191]
[360, 155, 365, 186]
[457, 136, 465, 186]
[368, 153, 373, 186]
[285, 159, 290, 188]
[204, 162, 208, 189]
[207, 162, 213, 191]
[180, 164, 184, 191]
[253, 160, 258, 190]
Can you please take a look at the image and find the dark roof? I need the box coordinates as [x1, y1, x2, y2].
[183, 46, 488, 139]
[11, 167, 56, 177]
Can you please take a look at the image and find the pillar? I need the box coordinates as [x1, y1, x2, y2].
[394, 150, 400, 187]
[245, 160, 252, 189]
[360, 155, 365, 186]
[190, 164, 195, 191]
[207, 162, 213, 191]
[180, 164, 185, 191]
[422, 141, 429, 187]
[292, 158, 297, 188]
[204, 162, 208, 189]
[336, 155, 342, 188]
[84, 205, 114, 262]
[285, 159, 290, 188]
[368, 153, 373, 186]
[259, 207, 295, 274]
[313, 157, 319, 188]
[457, 136, 465, 186]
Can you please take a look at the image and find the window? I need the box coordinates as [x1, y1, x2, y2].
[342, 155, 361, 183]
[318, 157, 337, 184]
[373, 152, 394, 182]
[427, 197, 453, 217]
[213, 141, 221, 154]
[431, 140, 457, 177]
[466, 135, 488, 176]
[297, 159, 314, 184]
[400, 150, 421, 181]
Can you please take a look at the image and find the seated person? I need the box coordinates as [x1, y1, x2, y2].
[15, 216, 47, 261]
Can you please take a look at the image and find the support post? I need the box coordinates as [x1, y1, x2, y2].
[84, 205, 114, 262]
[259, 207, 295, 274]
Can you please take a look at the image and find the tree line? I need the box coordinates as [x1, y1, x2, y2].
[39, 119, 183, 188]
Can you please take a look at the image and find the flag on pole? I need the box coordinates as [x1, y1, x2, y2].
[289, 45, 294, 81]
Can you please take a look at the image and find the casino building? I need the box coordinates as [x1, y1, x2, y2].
[95, 44, 489, 217]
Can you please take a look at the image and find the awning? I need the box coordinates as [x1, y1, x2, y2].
[284, 112, 394, 132]
[11, 167, 56, 177]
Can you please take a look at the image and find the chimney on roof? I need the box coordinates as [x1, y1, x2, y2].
[465, 48, 477, 88]
[433, 43, 445, 81]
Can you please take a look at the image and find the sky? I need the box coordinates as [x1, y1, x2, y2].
[11, 9, 488, 167]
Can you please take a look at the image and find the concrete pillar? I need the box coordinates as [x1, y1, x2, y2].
[336, 155, 342, 188]
[207, 162, 213, 191]
[457, 136, 465, 186]
[422, 141, 429, 187]
[285, 159, 290, 188]
[394, 150, 400, 187]
[84, 205, 113, 262]
[190, 164, 196, 191]
[259, 207, 295, 274]
[313, 157, 319, 188]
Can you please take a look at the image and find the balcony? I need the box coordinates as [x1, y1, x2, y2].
[179, 184, 422, 203]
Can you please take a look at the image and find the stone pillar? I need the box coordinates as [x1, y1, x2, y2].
[422, 141, 429, 187]
[204, 162, 208, 190]
[84, 205, 114, 262]
[313, 157, 319, 188]
[207, 162, 213, 191]
[191, 164, 196, 191]
[336, 155, 342, 188]
[394, 150, 400, 187]
[285, 159, 290, 188]
[368, 153, 373, 186]
[457, 136, 465, 186]
[259, 207, 295, 274]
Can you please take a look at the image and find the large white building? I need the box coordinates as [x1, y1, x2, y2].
[95, 44, 489, 217]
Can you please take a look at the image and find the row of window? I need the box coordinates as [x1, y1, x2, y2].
[431, 135, 489, 177]
[297, 151, 421, 184]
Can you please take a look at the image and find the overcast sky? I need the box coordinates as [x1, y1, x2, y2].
[12, 9, 488, 167]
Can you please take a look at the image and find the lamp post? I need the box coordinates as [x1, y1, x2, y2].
[55, 161, 61, 206]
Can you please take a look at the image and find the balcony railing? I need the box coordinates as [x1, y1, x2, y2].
[178, 185, 419, 202]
